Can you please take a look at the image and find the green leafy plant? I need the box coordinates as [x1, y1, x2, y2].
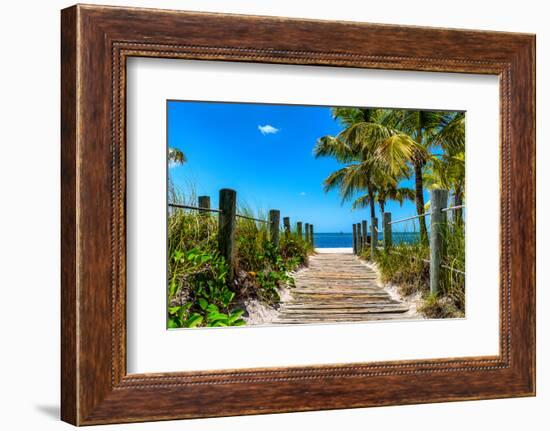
[199, 303, 245, 327]
[167, 187, 314, 328]
[168, 304, 203, 328]
[168, 246, 246, 328]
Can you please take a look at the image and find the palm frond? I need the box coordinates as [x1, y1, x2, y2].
[392, 187, 416, 205]
[375, 134, 425, 177]
[352, 193, 372, 210]
[338, 122, 393, 155]
[322, 162, 372, 204]
[168, 147, 186, 165]
[432, 111, 465, 154]
[313, 136, 356, 163]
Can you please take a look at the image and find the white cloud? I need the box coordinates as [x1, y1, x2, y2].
[258, 124, 279, 135]
[299, 192, 307, 196]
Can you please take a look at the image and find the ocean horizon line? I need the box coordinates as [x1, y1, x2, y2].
[313, 231, 420, 234]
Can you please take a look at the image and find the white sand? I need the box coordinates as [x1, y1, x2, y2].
[243, 283, 293, 326]
[314, 247, 353, 254]
[242, 299, 279, 326]
[361, 260, 424, 319]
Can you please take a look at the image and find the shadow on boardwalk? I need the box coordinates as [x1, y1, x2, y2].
[274, 251, 413, 324]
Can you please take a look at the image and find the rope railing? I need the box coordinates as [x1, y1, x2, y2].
[390, 250, 465, 275]
[387, 204, 465, 226]
[442, 264, 466, 275]
[441, 204, 465, 212]
[389, 211, 431, 225]
[168, 203, 223, 213]
[168, 202, 269, 223]
[235, 213, 268, 223]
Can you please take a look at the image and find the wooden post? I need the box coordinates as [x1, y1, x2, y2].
[453, 192, 463, 226]
[218, 189, 237, 282]
[370, 217, 378, 259]
[430, 189, 449, 295]
[283, 216, 291, 237]
[361, 220, 367, 247]
[357, 222, 363, 254]
[297, 222, 303, 239]
[198, 195, 210, 213]
[305, 223, 310, 244]
[358, 223, 363, 253]
[383, 212, 392, 250]
[269, 209, 280, 248]
[352, 224, 357, 254]
[309, 224, 314, 246]
[357, 223, 363, 254]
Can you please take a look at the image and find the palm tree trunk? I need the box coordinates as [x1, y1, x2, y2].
[453, 185, 463, 225]
[379, 201, 385, 215]
[368, 187, 376, 221]
[413, 161, 428, 243]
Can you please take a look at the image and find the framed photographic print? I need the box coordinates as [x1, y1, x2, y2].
[61, 4, 535, 425]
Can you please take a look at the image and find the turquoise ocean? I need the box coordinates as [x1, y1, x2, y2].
[313, 232, 420, 248]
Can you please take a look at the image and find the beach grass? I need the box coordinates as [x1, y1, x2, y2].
[167, 184, 313, 328]
[368, 221, 465, 318]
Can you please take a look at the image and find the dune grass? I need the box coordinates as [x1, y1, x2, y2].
[167, 185, 313, 328]
[369, 221, 465, 318]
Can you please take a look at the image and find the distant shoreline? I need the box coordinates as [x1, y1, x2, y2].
[312, 232, 420, 248]
[313, 232, 420, 234]
[315, 247, 353, 254]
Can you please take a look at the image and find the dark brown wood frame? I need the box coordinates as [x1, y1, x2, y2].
[61, 4, 536, 426]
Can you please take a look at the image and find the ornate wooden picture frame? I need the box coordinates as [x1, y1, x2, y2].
[61, 4, 535, 425]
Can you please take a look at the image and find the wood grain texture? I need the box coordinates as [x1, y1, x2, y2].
[274, 253, 411, 324]
[60, 6, 78, 425]
[60, 4, 536, 425]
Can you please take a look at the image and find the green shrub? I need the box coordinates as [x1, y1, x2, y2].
[280, 233, 311, 268]
[168, 247, 245, 328]
[167, 190, 313, 328]
[418, 293, 462, 319]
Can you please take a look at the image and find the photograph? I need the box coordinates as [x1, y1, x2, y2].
[166, 101, 466, 329]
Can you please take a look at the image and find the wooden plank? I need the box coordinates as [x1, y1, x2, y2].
[282, 301, 400, 307]
[282, 302, 403, 309]
[276, 250, 410, 324]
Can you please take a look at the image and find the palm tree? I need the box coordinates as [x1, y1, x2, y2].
[382, 110, 449, 242]
[429, 112, 466, 224]
[314, 107, 425, 231]
[168, 147, 186, 166]
[353, 182, 415, 215]
[321, 161, 377, 222]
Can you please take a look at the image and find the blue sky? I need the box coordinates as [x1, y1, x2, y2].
[167, 100, 427, 233]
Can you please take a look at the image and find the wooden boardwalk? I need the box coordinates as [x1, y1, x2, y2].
[274, 252, 409, 324]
